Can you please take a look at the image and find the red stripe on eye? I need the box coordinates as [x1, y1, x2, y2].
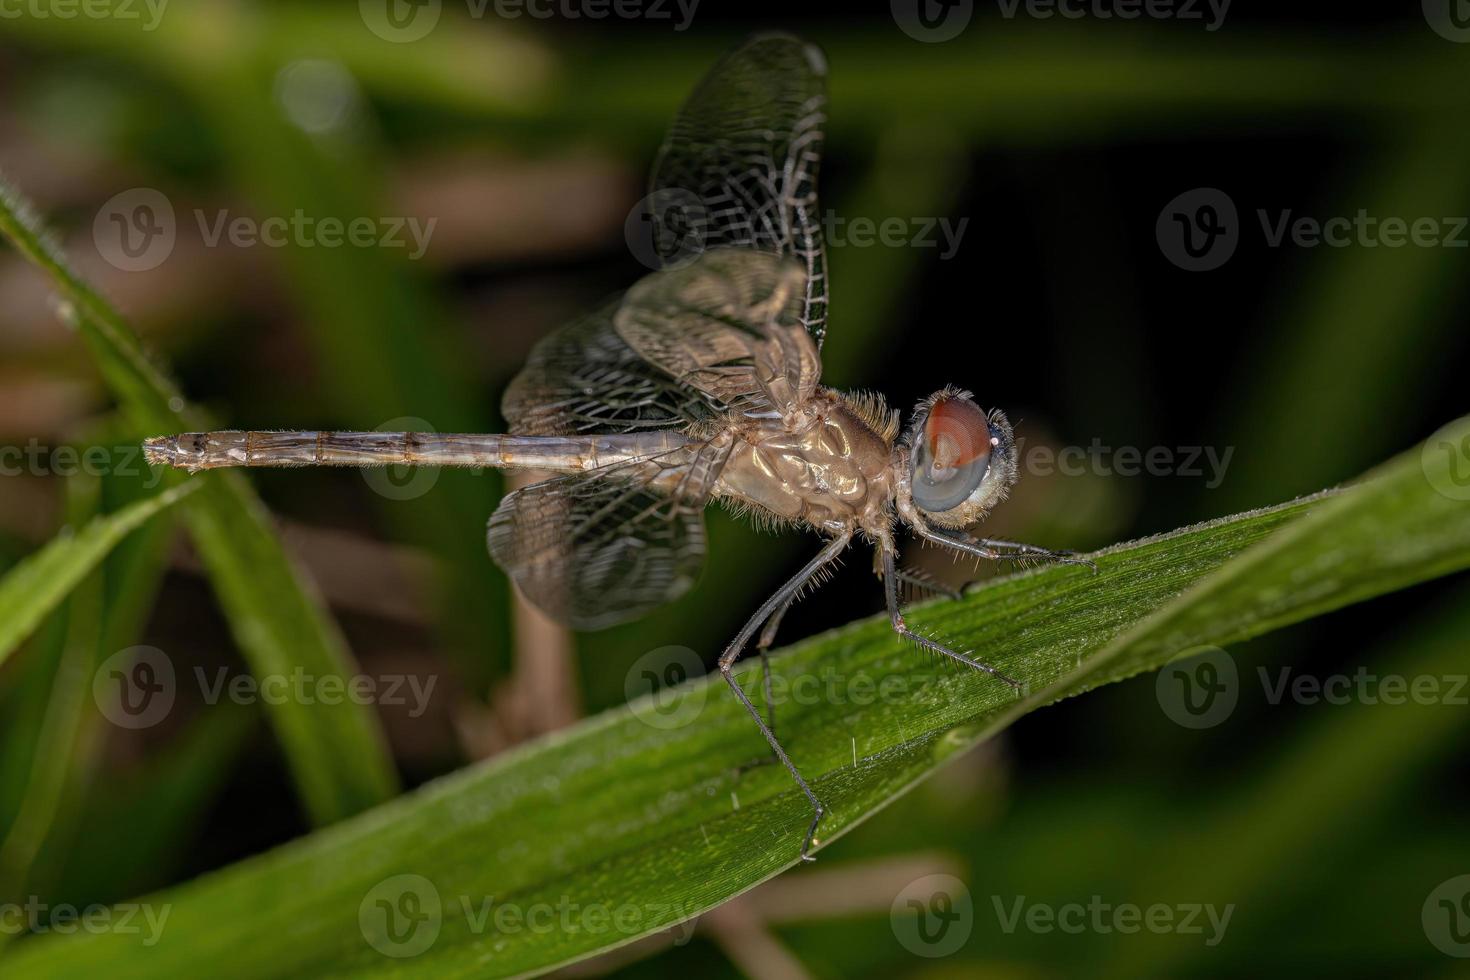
[927, 398, 992, 466]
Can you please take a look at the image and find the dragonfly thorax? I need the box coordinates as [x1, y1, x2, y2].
[714, 389, 900, 535]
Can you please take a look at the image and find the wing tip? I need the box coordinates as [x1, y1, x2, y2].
[742, 31, 828, 78]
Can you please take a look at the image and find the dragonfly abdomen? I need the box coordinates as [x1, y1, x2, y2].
[142, 430, 692, 475]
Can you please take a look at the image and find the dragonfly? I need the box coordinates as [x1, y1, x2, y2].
[143, 33, 1091, 861]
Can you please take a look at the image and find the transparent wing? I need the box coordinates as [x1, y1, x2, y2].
[503, 249, 822, 435]
[614, 248, 821, 418]
[650, 32, 829, 347]
[487, 439, 730, 629]
[501, 302, 719, 436]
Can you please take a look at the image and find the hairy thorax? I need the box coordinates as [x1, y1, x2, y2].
[714, 389, 898, 535]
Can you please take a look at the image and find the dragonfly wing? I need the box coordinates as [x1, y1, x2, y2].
[486, 438, 730, 629]
[650, 33, 829, 347]
[614, 248, 821, 419]
[502, 302, 720, 436]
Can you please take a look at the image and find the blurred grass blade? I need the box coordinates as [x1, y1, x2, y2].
[0, 177, 397, 824]
[10, 418, 1469, 978]
[2, 436, 206, 918]
[1218, 122, 1470, 511]
[0, 471, 107, 920]
[1105, 581, 1470, 978]
[0, 483, 194, 669]
[49, 703, 258, 909]
[183, 47, 510, 689]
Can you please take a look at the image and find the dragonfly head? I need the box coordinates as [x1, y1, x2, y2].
[899, 387, 1017, 529]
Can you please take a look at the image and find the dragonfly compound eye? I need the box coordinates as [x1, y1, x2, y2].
[912, 396, 993, 514]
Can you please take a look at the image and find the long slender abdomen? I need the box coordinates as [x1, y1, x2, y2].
[142, 430, 689, 474]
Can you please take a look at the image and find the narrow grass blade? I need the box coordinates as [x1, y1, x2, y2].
[0, 178, 397, 824]
[0, 483, 194, 670]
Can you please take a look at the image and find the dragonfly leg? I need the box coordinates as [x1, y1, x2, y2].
[880, 541, 1025, 691]
[892, 567, 963, 602]
[967, 535, 1098, 571]
[719, 532, 851, 862]
[755, 599, 795, 739]
[912, 523, 1098, 573]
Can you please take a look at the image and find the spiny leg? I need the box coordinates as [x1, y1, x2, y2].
[965, 535, 1097, 571]
[755, 597, 796, 739]
[909, 520, 1097, 574]
[720, 532, 851, 862]
[880, 542, 1024, 691]
[892, 566, 962, 602]
[751, 543, 843, 751]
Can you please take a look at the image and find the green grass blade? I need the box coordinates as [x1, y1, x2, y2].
[48, 702, 258, 909]
[0, 177, 397, 824]
[0, 483, 194, 670]
[9, 417, 1468, 978]
[1103, 582, 1470, 977]
[0, 472, 107, 921]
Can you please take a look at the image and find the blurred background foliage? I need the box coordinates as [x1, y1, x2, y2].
[0, 2, 1468, 976]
